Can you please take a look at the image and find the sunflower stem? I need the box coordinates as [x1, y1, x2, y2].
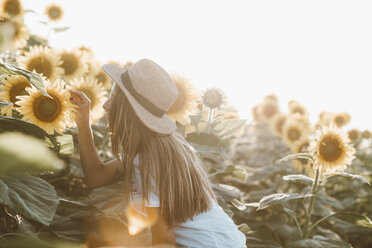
[302, 165, 320, 239]
[206, 107, 213, 133]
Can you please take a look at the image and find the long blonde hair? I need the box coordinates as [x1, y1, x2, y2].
[108, 85, 216, 226]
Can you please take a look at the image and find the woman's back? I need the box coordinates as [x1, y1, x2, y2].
[129, 155, 246, 248]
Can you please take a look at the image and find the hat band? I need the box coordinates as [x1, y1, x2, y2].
[120, 70, 166, 118]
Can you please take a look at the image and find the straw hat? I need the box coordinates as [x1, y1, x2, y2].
[102, 58, 178, 134]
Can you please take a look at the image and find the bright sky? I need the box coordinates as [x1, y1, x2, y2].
[23, 0, 372, 130]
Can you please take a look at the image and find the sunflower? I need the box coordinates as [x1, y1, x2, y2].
[264, 93, 279, 103]
[202, 88, 224, 109]
[68, 76, 107, 124]
[94, 69, 112, 89]
[0, 0, 23, 19]
[78, 45, 94, 56]
[288, 100, 309, 119]
[363, 130, 371, 139]
[332, 112, 350, 127]
[0, 75, 30, 116]
[44, 4, 63, 22]
[58, 48, 87, 81]
[282, 117, 311, 148]
[16, 80, 73, 134]
[347, 129, 361, 143]
[17, 45, 64, 82]
[309, 125, 355, 173]
[107, 60, 122, 68]
[83, 56, 100, 77]
[123, 61, 133, 69]
[270, 112, 287, 136]
[0, 17, 28, 50]
[167, 73, 199, 125]
[257, 99, 279, 123]
[251, 105, 262, 123]
[315, 111, 334, 129]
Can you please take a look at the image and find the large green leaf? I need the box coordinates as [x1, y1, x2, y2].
[278, 153, 314, 164]
[0, 132, 64, 175]
[213, 119, 246, 137]
[287, 236, 352, 248]
[322, 172, 371, 186]
[186, 132, 225, 147]
[0, 175, 59, 226]
[190, 143, 230, 159]
[212, 183, 242, 201]
[0, 115, 57, 147]
[283, 174, 314, 185]
[0, 59, 49, 97]
[257, 193, 313, 210]
[333, 212, 372, 228]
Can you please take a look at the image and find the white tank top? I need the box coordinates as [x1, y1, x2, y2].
[128, 155, 246, 248]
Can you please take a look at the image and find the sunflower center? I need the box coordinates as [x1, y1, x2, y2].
[263, 104, 277, 118]
[319, 135, 343, 162]
[335, 116, 345, 125]
[9, 81, 29, 106]
[203, 90, 223, 108]
[292, 107, 304, 115]
[33, 95, 62, 122]
[167, 85, 186, 114]
[50, 7, 61, 19]
[276, 116, 286, 134]
[27, 56, 52, 78]
[287, 127, 300, 142]
[61, 53, 78, 75]
[80, 88, 96, 108]
[348, 131, 358, 141]
[4, 0, 20, 16]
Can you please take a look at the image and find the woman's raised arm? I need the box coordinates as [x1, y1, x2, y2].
[69, 89, 123, 188]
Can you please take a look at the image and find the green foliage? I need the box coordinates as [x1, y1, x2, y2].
[0, 132, 64, 175]
[0, 176, 59, 226]
[0, 59, 49, 97]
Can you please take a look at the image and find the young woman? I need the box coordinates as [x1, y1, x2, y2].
[69, 58, 246, 247]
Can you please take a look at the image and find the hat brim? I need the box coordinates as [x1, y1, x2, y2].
[102, 64, 176, 135]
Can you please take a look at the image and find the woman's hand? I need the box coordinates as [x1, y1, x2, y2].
[69, 89, 91, 127]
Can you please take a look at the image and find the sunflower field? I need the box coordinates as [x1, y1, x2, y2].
[0, 1, 372, 248]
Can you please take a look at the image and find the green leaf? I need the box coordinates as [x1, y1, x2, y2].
[58, 198, 103, 214]
[0, 59, 49, 97]
[24, 9, 37, 14]
[53, 27, 70, 32]
[190, 143, 230, 159]
[283, 174, 314, 185]
[0, 132, 64, 175]
[287, 236, 352, 248]
[0, 115, 58, 147]
[0, 100, 12, 107]
[322, 172, 371, 185]
[212, 183, 242, 201]
[257, 193, 313, 210]
[333, 211, 372, 228]
[213, 119, 246, 137]
[278, 153, 314, 164]
[55, 134, 74, 156]
[0, 175, 59, 226]
[186, 132, 224, 147]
